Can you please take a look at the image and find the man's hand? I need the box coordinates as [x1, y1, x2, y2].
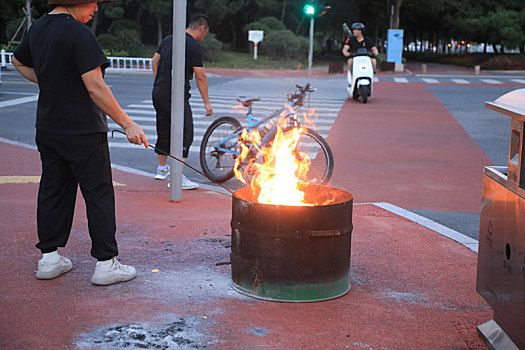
[342, 45, 351, 57]
[124, 122, 149, 148]
[205, 102, 213, 116]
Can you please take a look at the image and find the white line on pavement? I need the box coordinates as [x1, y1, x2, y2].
[480, 79, 502, 84]
[374, 202, 478, 252]
[451, 79, 469, 84]
[510, 79, 525, 84]
[421, 78, 439, 84]
[393, 77, 408, 83]
[0, 95, 38, 108]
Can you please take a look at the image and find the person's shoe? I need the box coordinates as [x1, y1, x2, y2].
[155, 166, 170, 180]
[91, 258, 137, 286]
[182, 175, 199, 190]
[36, 254, 73, 280]
[166, 176, 199, 190]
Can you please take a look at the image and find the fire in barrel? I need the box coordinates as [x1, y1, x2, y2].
[230, 116, 353, 302]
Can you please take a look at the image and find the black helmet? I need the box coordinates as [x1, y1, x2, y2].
[351, 22, 365, 31]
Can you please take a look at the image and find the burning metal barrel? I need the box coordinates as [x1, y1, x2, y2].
[230, 184, 353, 302]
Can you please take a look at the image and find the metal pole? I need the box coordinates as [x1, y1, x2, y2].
[169, 0, 186, 201]
[26, 0, 32, 31]
[308, 16, 314, 76]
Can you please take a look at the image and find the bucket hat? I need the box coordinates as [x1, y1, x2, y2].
[49, 0, 113, 5]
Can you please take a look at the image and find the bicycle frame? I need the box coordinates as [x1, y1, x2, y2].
[215, 99, 299, 156]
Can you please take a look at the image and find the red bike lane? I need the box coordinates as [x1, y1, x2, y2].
[0, 69, 494, 349]
[328, 81, 492, 213]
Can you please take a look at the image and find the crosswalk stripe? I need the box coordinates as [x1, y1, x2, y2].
[108, 122, 334, 133]
[394, 77, 408, 83]
[125, 115, 336, 127]
[124, 109, 156, 115]
[451, 79, 469, 84]
[126, 105, 341, 116]
[0, 94, 38, 108]
[421, 78, 439, 84]
[511, 79, 525, 84]
[480, 79, 502, 84]
[127, 104, 154, 109]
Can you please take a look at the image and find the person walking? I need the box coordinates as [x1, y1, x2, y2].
[12, 0, 148, 285]
[152, 14, 213, 189]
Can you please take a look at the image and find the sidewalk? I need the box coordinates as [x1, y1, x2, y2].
[0, 73, 492, 349]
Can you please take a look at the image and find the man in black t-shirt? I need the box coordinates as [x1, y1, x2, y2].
[12, 0, 148, 286]
[151, 14, 213, 190]
[342, 22, 379, 73]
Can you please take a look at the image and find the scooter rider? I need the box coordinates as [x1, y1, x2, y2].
[342, 22, 379, 74]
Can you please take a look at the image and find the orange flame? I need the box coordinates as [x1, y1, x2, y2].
[234, 115, 314, 206]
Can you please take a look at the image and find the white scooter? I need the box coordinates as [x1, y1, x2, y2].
[346, 48, 373, 103]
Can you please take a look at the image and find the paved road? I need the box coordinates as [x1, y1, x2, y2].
[1, 67, 524, 240]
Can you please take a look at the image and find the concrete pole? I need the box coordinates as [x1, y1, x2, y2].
[308, 17, 314, 76]
[169, 0, 186, 201]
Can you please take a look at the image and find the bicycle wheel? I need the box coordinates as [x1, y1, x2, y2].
[200, 116, 242, 183]
[264, 127, 334, 185]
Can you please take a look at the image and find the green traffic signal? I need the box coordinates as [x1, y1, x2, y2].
[303, 4, 316, 16]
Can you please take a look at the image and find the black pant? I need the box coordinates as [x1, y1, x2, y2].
[35, 131, 118, 260]
[153, 86, 194, 158]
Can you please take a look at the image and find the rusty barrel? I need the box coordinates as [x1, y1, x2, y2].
[230, 185, 353, 302]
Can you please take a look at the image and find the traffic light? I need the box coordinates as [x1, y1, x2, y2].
[303, 3, 316, 17]
[303, 2, 331, 17]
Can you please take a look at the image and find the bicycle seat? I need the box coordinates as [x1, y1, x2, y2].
[237, 97, 261, 107]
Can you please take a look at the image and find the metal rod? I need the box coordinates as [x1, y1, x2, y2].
[308, 16, 314, 76]
[111, 130, 236, 196]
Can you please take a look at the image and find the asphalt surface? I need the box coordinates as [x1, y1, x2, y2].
[1, 65, 524, 241]
[3, 62, 524, 349]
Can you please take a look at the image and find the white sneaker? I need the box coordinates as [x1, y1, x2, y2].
[166, 175, 199, 190]
[182, 175, 199, 190]
[91, 258, 137, 286]
[155, 166, 170, 180]
[36, 255, 73, 280]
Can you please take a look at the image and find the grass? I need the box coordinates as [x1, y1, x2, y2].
[206, 51, 306, 70]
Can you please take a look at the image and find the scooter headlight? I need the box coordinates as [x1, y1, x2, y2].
[359, 64, 369, 72]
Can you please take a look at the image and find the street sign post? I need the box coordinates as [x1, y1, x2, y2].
[248, 30, 264, 59]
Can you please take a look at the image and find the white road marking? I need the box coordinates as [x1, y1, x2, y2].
[0, 95, 38, 108]
[374, 202, 478, 252]
[451, 79, 469, 84]
[393, 77, 408, 83]
[421, 78, 439, 84]
[480, 79, 502, 84]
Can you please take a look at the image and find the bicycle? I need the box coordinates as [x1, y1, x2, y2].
[199, 83, 334, 185]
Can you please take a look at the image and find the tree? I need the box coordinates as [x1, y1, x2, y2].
[141, 0, 172, 46]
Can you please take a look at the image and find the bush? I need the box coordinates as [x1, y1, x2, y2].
[263, 30, 310, 60]
[97, 29, 142, 56]
[201, 33, 223, 62]
[481, 55, 525, 70]
[243, 16, 286, 36]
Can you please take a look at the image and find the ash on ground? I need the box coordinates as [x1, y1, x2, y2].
[76, 318, 207, 349]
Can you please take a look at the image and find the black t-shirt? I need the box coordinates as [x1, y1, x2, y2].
[344, 36, 376, 53]
[153, 33, 205, 96]
[14, 14, 109, 135]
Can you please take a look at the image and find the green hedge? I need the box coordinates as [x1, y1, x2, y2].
[262, 30, 320, 60]
[201, 33, 223, 63]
